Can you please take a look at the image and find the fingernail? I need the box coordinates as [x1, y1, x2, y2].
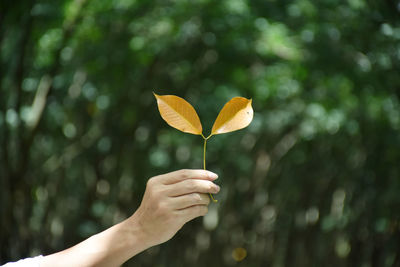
[208, 171, 218, 179]
[215, 184, 220, 193]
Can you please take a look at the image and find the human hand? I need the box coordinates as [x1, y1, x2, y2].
[40, 170, 220, 267]
[128, 169, 220, 247]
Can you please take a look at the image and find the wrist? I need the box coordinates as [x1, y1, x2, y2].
[124, 212, 155, 252]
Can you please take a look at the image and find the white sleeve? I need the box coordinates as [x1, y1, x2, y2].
[1, 255, 43, 267]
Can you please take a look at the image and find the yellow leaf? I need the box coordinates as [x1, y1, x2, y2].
[153, 92, 203, 135]
[211, 97, 253, 135]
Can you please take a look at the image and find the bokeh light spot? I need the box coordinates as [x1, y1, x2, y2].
[232, 247, 247, 262]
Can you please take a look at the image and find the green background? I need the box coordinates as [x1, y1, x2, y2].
[1, 0, 400, 266]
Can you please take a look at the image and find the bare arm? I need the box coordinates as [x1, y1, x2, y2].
[41, 169, 220, 267]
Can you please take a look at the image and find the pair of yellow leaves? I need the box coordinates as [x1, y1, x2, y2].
[153, 93, 254, 137]
[153, 92, 253, 203]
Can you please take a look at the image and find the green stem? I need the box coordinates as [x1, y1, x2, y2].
[201, 134, 217, 203]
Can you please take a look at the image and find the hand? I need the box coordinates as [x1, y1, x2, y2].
[41, 169, 219, 267]
[128, 169, 220, 247]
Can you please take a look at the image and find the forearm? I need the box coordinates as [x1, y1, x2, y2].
[41, 217, 150, 267]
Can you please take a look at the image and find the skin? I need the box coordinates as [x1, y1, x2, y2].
[40, 169, 220, 267]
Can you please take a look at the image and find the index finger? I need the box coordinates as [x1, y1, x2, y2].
[159, 169, 218, 185]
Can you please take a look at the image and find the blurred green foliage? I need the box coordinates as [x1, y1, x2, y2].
[1, 0, 400, 266]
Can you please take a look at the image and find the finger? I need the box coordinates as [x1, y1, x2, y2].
[159, 169, 218, 185]
[170, 193, 210, 210]
[176, 205, 209, 223]
[166, 179, 220, 197]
